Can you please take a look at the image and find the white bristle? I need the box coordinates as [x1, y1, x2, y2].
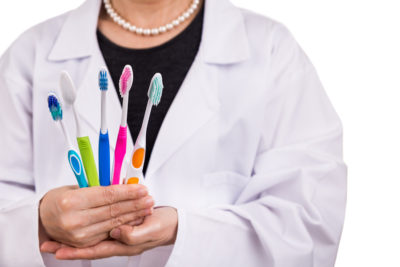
[59, 71, 77, 105]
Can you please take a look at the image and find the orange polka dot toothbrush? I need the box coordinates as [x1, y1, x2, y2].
[125, 73, 163, 184]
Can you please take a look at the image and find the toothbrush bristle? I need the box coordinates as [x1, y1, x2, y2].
[47, 92, 63, 121]
[99, 68, 108, 91]
[119, 65, 133, 97]
[148, 73, 163, 106]
[59, 71, 77, 105]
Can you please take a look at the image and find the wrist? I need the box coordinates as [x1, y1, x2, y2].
[38, 197, 50, 245]
[165, 207, 178, 245]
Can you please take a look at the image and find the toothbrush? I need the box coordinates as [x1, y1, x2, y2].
[47, 92, 88, 188]
[60, 71, 100, 187]
[112, 65, 134, 185]
[98, 68, 111, 186]
[125, 73, 163, 185]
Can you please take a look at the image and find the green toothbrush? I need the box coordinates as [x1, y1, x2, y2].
[60, 71, 99, 187]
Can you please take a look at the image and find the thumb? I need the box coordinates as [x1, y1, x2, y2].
[40, 241, 62, 253]
[110, 221, 152, 246]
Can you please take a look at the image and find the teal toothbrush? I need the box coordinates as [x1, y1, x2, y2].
[47, 92, 88, 188]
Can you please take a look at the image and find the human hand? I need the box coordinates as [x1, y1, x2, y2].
[39, 184, 154, 248]
[40, 207, 178, 260]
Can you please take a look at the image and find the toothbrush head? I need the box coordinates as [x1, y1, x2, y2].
[148, 73, 163, 106]
[47, 92, 63, 121]
[119, 65, 133, 97]
[99, 67, 108, 91]
[59, 71, 77, 105]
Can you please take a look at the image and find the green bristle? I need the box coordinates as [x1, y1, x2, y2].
[149, 73, 163, 106]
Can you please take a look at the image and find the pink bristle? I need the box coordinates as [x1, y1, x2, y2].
[119, 65, 133, 96]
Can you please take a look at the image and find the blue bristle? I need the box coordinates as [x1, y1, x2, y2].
[47, 93, 63, 121]
[99, 69, 108, 91]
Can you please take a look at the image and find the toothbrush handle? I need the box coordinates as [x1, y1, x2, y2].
[112, 126, 127, 185]
[77, 136, 100, 187]
[125, 172, 144, 185]
[99, 131, 110, 186]
[125, 147, 146, 185]
[67, 150, 88, 188]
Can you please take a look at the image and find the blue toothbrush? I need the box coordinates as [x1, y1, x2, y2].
[48, 92, 88, 188]
[99, 68, 111, 186]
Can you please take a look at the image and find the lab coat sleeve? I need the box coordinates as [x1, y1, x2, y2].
[0, 42, 46, 267]
[166, 24, 347, 267]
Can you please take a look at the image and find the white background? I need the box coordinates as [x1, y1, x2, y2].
[1, 0, 399, 266]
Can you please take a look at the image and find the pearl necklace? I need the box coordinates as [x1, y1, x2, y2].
[103, 0, 200, 36]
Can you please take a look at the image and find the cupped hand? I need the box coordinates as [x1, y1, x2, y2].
[40, 207, 178, 260]
[39, 184, 154, 248]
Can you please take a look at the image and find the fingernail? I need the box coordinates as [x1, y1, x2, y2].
[110, 228, 121, 239]
[145, 197, 154, 205]
[139, 188, 147, 197]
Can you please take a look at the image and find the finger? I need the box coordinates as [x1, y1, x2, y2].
[55, 240, 161, 260]
[110, 222, 153, 246]
[55, 240, 136, 260]
[66, 230, 111, 249]
[40, 241, 62, 253]
[82, 196, 154, 225]
[127, 217, 145, 226]
[75, 184, 149, 209]
[82, 208, 152, 238]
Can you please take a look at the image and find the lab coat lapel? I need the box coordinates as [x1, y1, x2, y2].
[145, 56, 220, 176]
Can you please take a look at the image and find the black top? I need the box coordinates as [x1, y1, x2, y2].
[97, 5, 204, 174]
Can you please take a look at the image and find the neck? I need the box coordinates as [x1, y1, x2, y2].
[111, 0, 193, 28]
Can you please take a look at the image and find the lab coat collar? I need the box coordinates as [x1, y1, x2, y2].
[48, 0, 250, 64]
[48, 0, 101, 61]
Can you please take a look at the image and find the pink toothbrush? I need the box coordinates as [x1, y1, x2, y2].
[112, 65, 134, 185]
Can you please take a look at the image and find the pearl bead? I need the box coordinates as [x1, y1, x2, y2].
[104, 0, 199, 36]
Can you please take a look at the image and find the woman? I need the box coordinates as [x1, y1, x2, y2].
[0, 0, 347, 266]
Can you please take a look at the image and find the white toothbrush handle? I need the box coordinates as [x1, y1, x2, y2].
[101, 90, 107, 134]
[72, 105, 82, 137]
[60, 120, 73, 148]
[136, 100, 152, 147]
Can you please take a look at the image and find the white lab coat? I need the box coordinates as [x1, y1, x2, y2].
[0, 0, 347, 266]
